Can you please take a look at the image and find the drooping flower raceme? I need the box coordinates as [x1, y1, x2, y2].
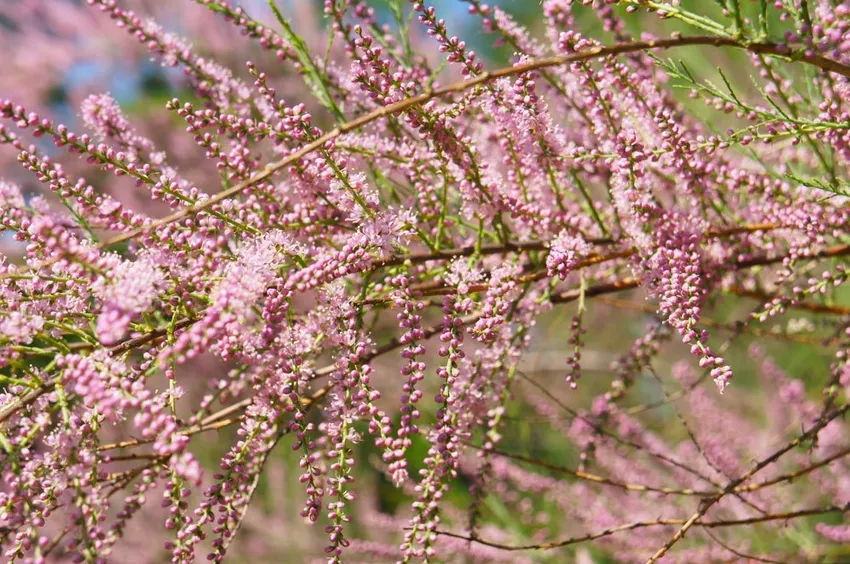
[0, 0, 848, 562]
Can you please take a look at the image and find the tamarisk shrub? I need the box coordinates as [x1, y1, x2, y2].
[1, 0, 850, 561]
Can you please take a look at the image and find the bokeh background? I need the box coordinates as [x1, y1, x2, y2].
[1, 1, 847, 562]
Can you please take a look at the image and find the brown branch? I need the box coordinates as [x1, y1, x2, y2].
[597, 296, 839, 346]
[732, 288, 850, 316]
[111, 317, 199, 354]
[703, 529, 787, 564]
[0, 317, 201, 425]
[737, 243, 850, 269]
[646, 365, 769, 516]
[465, 442, 715, 496]
[364, 224, 837, 304]
[40, 527, 69, 558]
[380, 239, 607, 267]
[429, 503, 849, 551]
[99, 416, 241, 453]
[0, 384, 55, 426]
[466, 438, 847, 554]
[385, 220, 775, 267]
[645, 403, 850, 563]
[96, 310, 474, 452]
[7, 239, 846, 452]
[645, 366, 739, 483]
[401, 251, 633, 302]
[64, 39, 846, 253]
[736, 445, 850, 493]
[551, 277, 640, 303]
[94, 275, 639, 454]
[0, 222, 800, 359]
[518, 299, 775, 516]
[496, 242, 850, 301]
[516, 367, 722, 489]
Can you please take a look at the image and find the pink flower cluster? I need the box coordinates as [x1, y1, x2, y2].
[0, 0, 849, 562]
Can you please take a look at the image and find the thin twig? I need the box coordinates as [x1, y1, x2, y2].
[737, 445, 850, 493]
[517, 369, 721, 488]
[365, 240, 850, 304]
[703, 528, 788, 564]
[597, 296, 840, 346]
[464, 442, 715, 496]
[1, 36, 836, 275]
[645, 404, 850, 563]
[732, 288, 850, 316]
[428, 503, 849, 551]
